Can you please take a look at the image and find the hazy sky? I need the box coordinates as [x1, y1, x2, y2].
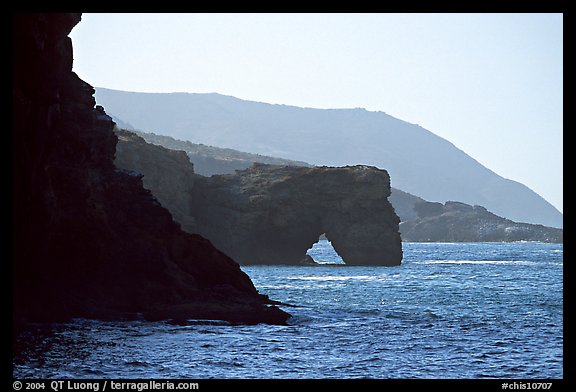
[70, 13, 563, 212]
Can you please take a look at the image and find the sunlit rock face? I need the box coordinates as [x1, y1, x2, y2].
[13, 13, 289, 326]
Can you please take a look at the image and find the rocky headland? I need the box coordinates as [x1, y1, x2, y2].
[13, 13, 289, 327]
[400, 201, 563, 243]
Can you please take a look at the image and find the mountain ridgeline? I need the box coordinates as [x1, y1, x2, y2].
[95, 88, 562, 229]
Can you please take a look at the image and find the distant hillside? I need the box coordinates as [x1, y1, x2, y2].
[96, 88, 562, 228]
[400, 201, 562, 243]
[133, 130, 311, 176]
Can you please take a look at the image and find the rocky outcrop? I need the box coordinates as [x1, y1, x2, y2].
[189, 164, 402, 265]
[115, 134, 402, 266]
[116, 130, 402, 265]
[400, 201, 563, 243]
[12, 13, 289, 326]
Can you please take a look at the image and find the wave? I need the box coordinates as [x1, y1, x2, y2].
[289, 275, 383, 282]
[414, 260, 538, 266]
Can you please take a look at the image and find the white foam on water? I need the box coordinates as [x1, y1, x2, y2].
[289, 275, 383, 282]
[416, 260, 537, 266]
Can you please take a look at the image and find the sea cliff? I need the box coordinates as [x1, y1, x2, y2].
[13, 13, 289, 326]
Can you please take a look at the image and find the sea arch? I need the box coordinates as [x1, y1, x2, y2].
[189, 165, 403, 266]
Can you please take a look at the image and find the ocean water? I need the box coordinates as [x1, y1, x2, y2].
[13, 241, 563, 379]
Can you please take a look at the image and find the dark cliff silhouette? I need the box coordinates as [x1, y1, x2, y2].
[12, 13, 289, 327]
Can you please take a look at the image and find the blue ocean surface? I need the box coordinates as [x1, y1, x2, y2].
[13, 241, 563, 379]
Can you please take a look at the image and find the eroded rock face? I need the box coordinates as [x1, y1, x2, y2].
[13, 13, 289, 326]
[115, 131, 404, 265]
[189, 164, 402, 266]
[114, 128, 199, 234]
[115, 133, 402, 265]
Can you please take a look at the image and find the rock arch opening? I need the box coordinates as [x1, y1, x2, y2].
[306, 234, 345, 265]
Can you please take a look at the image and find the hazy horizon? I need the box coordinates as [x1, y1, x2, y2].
[70, 13, 563, 213]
